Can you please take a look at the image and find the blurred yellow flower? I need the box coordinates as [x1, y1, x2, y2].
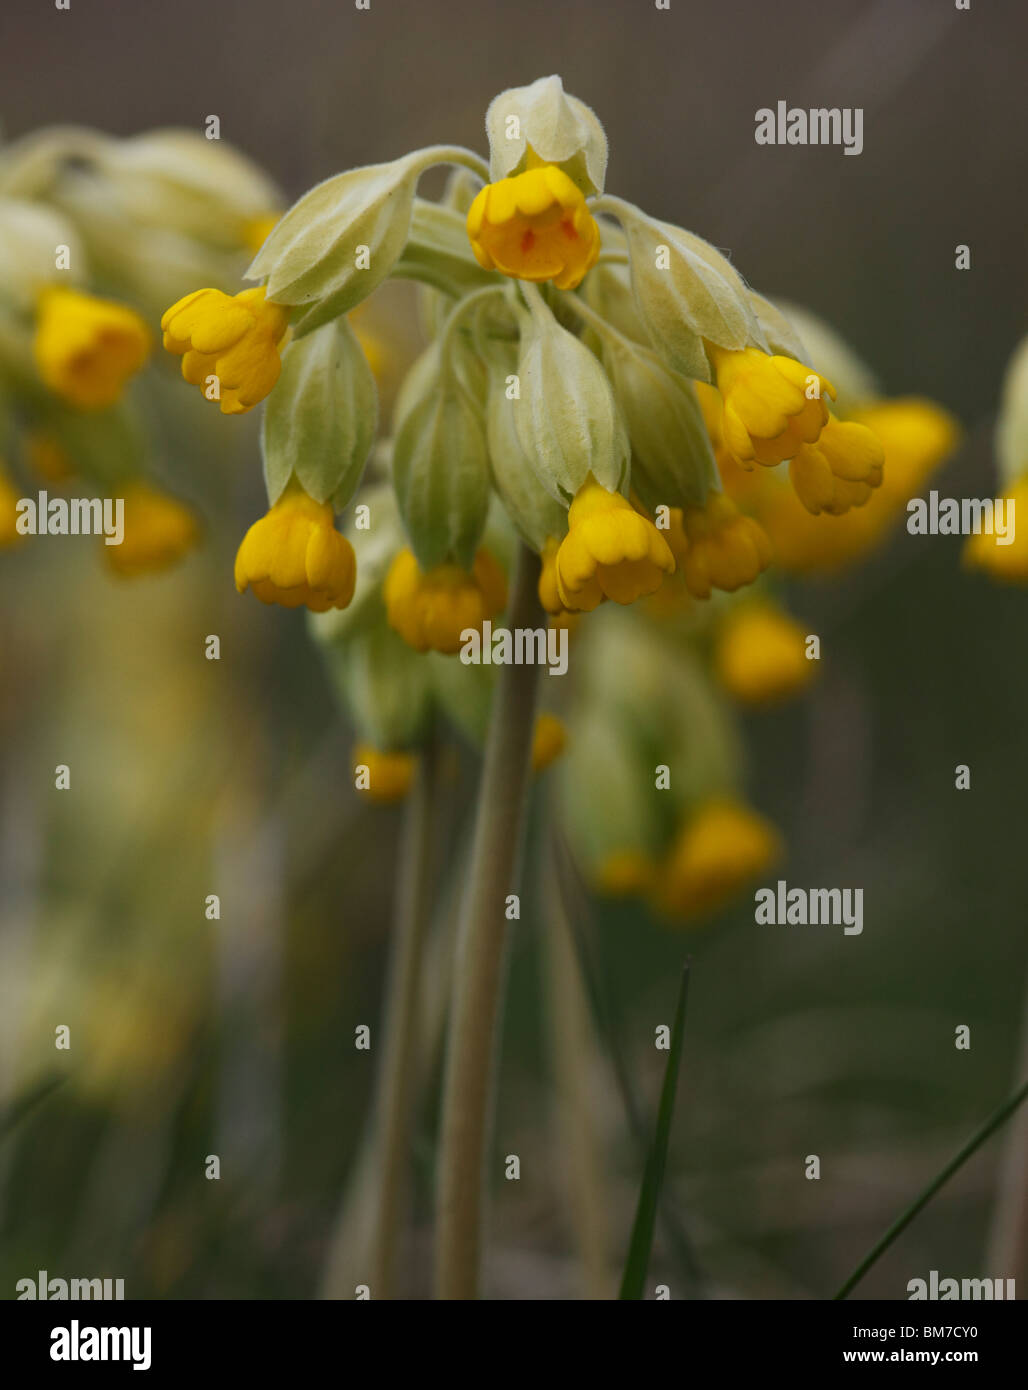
[384, 546, 507, 654]
[654, 797, 781, 922]
[25, 431, 76, 485]
[354, 742, 417, 803]
[709, 345, 834, 468]
[161, 285, 290, 414]
[103, 481, 200, 576]
[667, 492, 772, 599]
[34, 286, 151, 409]
[531, 712, 567, 772]
[596, 847, 657, 898]
[466, 164, 600, 290]
[963, 475, 1028, 582]
[555, 477, 674, 611]
[714, 602, 816, 705]
[1, 466, 24, 547]
[235, 486, 356, 612]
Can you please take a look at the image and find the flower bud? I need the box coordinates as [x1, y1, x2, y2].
[606, 198, 765, 381]
[485, 75, 608, 196]
[514, 295, 629, 503]
[391, 334, 490, 569]
[485, 350, 568, 551]
[262, 315, 377, 510]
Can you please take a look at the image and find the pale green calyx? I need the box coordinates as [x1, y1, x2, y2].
[246, 144, 487, 338]
[0, 198, 84, 309]
[485, 348, 569, 551]
[513, 285, 629, 503]
[598, 196, 767, 381]
[261, 315, 377, 510]
[486, 75, 608, 196]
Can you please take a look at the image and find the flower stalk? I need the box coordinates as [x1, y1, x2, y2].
[434, 542, 543, 1299]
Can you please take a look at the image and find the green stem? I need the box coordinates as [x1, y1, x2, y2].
[367, 728, 440, 1298]
[834, 1077, 1028, 1300]
[434, 544, 543, 1300]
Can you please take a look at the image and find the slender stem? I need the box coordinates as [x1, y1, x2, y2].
[834, 1077, 1028, 1300]
[367, 727, 440, 1298]
[434, 544, 544, 1299]
[984, 962, 1028, 1279]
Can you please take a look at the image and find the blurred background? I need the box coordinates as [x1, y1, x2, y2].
[1, 0, 1026, 1300]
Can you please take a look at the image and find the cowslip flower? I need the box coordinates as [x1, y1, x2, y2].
[353, 742, 417, 803]
[161, 285, 290, 414]
[653, 798, 780, 922]
[104, 482, 199, 576]
[1, 467, 24, 547]
[555, 476, 674, 611]
[714, 602, 816, 705]
[234, 485, 356, 612]
[33, 287, 150, 409]
[963, 476, 1028, 582]
[466, 163, 600, 290]
[709, 345, 835, 468]
[788, 415, 884, 516]
[531, 712, 567, 772]
[384, 546, 507, 655]
[666, 492, 772, 599]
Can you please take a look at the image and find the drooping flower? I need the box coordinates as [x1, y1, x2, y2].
[714, 602, 816, 705]
[234, 485, 356, 612]
[161, 285, 290, 414]
[531, 712, 567, 772]
[34, 287, 151, 409]
[104, 481, 200, 576]
[665, 492, 772, 599]
[555, 476, 674, 611]
[353, 742, 417, 803]
[384, 546, 507, 654]
[466, 164, 600, 290]
[653, 798, 781, 922]
[788, 415, 884, 516]
[708, 345, 835, 468]
[963, 476, 1028, 582]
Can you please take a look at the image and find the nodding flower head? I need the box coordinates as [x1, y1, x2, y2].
[383, 547, 507, 655]
[709, 345, 835, 469]
[104, 482, 199, 577]
[667, 492, 772, 600]
[34, 287, 151, 409]
[788, 415, 884, 516]
[354, 743, 417, 804]
[466, 164, 600, 290]
[555, 477, 675, 611]
[234, 485, 356, 612]
[161, 285, 290, 414]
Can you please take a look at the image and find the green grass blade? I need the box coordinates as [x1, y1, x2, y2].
[834, 1075, 1028, 1300]
[0, 1075, 66, 1143]
[619, 961, 692, 1300]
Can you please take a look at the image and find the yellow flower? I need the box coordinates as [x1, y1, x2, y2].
[104, 482, 200, 576]
[666, 492, 772, 599]
[555, 477, 675, 611]
[384, 547, 507, 654]
[531, 713, 567, 772]
[596, 848, 657, 898]
[723, 397, 959, 574]
[654, 798, 781, 922]
[466, 164, 600, 290]
[234, 486, 356, 612]
[33, 287, 151, 409]
[709, 345, 835, 468]
[1, 467, 24, 548]
[788, 415, 884, 516]
[161, 285, 290, 414]
[714, 602, 816, 705]
[963, 475, 1028, 583]
[354, 742, 417, 804]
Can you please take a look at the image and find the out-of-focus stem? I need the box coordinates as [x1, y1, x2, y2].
[985, 961, 1028, 1280]
[365, 727, 440, 1298]
[434, 544, 543, 1300]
